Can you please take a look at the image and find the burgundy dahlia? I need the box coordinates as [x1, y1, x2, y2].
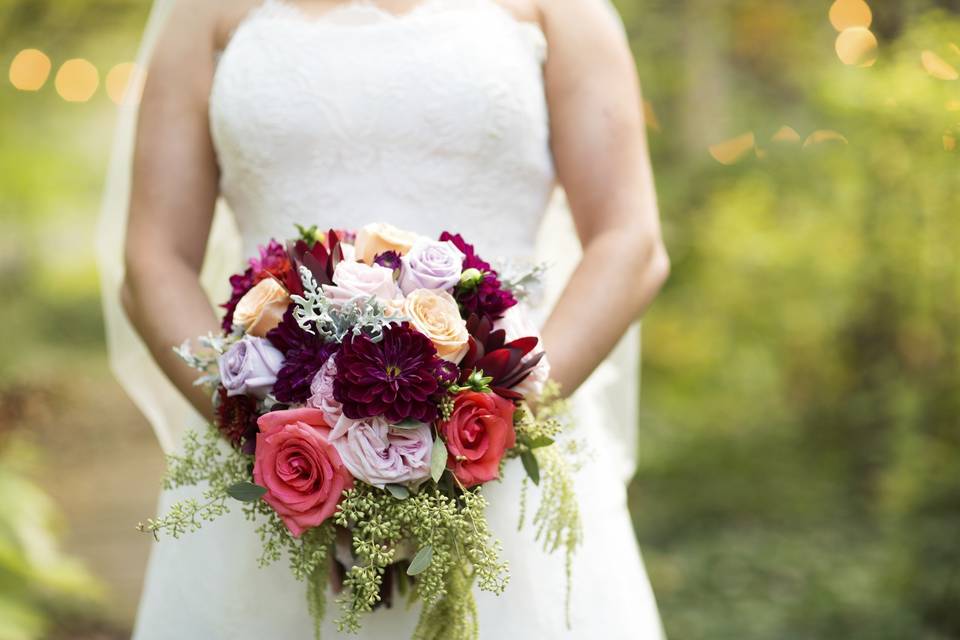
[215, 386, 259, 453]
[333, 322, 443, 423]
[268, 307, 338, 404]
[439, 231, 517, 320]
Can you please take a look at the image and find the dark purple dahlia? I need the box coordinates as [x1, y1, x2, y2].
[373, 250, 402, 272]
[439, 231, 517, 320]
[221, 268, 256, 333]
[267, 307, 338, 404]
[215, 386, 259, 453]
[333, 322, 443, 423]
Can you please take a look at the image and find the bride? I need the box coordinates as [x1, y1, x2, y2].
[102, 0, 670, 637]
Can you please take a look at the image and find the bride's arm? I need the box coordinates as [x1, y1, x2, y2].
[538, 0, 670, 396]
[121, 1, 232, 419]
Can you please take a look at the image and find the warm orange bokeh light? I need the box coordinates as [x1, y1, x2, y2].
[829, 0, 873, 32]
[944, 134, 957, 152]
[804, 130, 849, 147]
[55, 58, 99, 102]
[643, 99, 661, 132]
[835, 27, 878, 66]
[9, 49, 52, 91]
[771, 126, 802, 143]
[709, 132, 755, 165]
[921, 50, 958, 80]
[106, 62, 144, 105]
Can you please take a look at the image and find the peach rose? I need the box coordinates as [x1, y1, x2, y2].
[403, 289, 469, 362]
[354, 222, 421, 264]
[254, 408, 353, 537]
[233, 278, 289, 337]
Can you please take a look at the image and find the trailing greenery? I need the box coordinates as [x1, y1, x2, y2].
[332, 483, 507, 639]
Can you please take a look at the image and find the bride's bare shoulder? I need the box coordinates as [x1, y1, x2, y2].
[159, 0, 262, 52]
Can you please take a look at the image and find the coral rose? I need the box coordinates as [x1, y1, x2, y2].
[354, 222, 421, 264]
[253, 408, 353, 537]
[233, 278, 289, 337]
[403, 288, 469, 363]
[439, 391, 516, 487]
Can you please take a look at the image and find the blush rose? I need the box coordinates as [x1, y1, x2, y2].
[439, 391, 516, 487]
[253, 408, 353, 537]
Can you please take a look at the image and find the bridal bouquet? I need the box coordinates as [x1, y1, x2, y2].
[139, 223, 582, 638]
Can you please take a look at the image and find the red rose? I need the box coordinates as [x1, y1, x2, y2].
[253, 408, 353, 537]
[439, 391, 516, 487]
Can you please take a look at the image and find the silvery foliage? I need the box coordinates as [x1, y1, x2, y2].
[174, 332, 233, 387]
[290, 266, 400, 343]
[494, 259, 547, 303]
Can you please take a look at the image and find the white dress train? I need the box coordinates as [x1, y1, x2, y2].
[129, 0, 665, 637]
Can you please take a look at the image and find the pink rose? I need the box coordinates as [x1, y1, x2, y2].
[439, 391, 516, 488]
[322, 260, 402, 306]
[493, 305, 551, 400]
[307, 357, 342, 425]
[253, 408, 353, 537]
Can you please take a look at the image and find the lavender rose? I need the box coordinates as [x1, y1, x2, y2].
[398, 238, 465, 295]
[218, 335, 285, 399]
[307, 357, 342, 426]
[328, 415, 432, 488]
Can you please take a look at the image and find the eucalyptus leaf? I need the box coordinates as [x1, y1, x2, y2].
[406, 545, 434, 576]
[430, 438, 448, 484]
[527, 435, 555, 449]
[386, 484, 410, 499]
[226, 481, 267, 502]
[521, 450, 540, 486]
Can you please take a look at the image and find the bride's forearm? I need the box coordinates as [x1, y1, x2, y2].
[540, 227, 669, 396]
[122, 256, 220, 420]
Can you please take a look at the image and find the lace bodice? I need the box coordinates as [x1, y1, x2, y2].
[209, 0, 555, 260]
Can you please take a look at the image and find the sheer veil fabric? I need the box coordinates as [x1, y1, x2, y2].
[98, 1, 659, 637]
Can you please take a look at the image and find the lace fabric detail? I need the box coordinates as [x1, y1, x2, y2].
[209, 0, 554, 262]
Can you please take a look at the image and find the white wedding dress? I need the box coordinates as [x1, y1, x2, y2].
[123, 0, 665, 637]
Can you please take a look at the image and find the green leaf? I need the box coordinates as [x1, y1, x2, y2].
[406, 545, 434, 576]
[386, 484, 410, 499]
[521, 450, 540, 485]
[392, 419, 425, 430]
[226, 481, 267, 502]
[526, 435, 555, 449]
[430, 438, 448, 484]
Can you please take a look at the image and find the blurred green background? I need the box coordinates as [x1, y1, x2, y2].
[1, 0, 958, 639]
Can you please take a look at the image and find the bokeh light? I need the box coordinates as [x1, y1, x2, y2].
[921, 50, 958, 80]
[835, 27, 878, 66]
[55, 58, 99, 102]
[944, 132, 957, 151]
[644, 99, 661, 132]
[708, 132, 755, 164]
[829, 0, 872, 31]
[106, 62, 144, 105]
[771, 125, 801, 143]
[803, 129, 849, 146]
[9, 49, 51, 91]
